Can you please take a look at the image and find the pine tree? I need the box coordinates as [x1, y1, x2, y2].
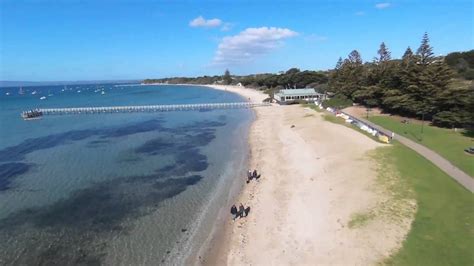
[335, 57, 343, 70]
[331, 50, 365, 98]
[348, 50, 363, 65]
[223, 69, 232, 85]
[377, 42, 391, 62]
[402, 47, 414, 60]
[433, 85, 473, 127]
[416, 32, 434, 65]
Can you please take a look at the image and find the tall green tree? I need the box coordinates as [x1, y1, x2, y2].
[335, 57, 343, 69]
[402, 47, 414, 61]
[329, 50, 365, 98]
[432, 84, 473, 127]
[416, 32, 434, 65]
[223, 69, 232, 85]
[377, 42, 391, 63]
[328, 32, 470, 127]
[348, 50, 363, 64]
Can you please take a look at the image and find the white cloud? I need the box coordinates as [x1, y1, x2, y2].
[189, 16, 222, 28]
[304, 33, 328, 42]
[375, 2, 391, 9]
[355, 11, 365, 16]
[212, 27, 298, 66]
[221, 22, 233, 32]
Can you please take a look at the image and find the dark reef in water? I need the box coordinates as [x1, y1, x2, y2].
[86, 139, 110, 147]
[0, 118, 166, 162]
[0, 162, 31, 191]
[0, 175, 203, 265]
[0, 117, 226, 265]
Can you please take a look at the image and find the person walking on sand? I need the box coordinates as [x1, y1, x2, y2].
[230, 204, 238, 220]
[239, 203, 245, 218]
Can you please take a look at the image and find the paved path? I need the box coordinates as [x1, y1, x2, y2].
[343, 113, 474, 192]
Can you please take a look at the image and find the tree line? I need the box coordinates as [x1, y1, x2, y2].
[329, 33, 473, 128]
[238, 68, 328, 92]
[143, 68, 329, 92]
[142, 33, 472, 128]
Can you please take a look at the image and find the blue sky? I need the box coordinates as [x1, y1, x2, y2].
[1, 0, 473, 81]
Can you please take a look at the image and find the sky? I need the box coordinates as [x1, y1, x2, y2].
[0, 0, 473, 81]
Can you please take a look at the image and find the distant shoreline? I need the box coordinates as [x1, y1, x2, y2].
[0, 80, 140, 88]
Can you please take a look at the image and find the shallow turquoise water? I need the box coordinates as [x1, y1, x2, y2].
[0, 84, 252, 265]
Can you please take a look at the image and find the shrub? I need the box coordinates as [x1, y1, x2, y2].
[322, 94, 353, 109]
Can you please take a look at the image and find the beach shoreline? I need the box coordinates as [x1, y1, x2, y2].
[162, 84, 414, 265]
[188, 85, 266, 265]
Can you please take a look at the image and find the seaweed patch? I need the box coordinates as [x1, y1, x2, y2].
[0, 175, 203, 265]
[0, 162, 31, 191]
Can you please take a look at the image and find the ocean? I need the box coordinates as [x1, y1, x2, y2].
[0, 84, 253, 265]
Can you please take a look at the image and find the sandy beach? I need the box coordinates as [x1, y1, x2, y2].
[197, 85, 414, 265]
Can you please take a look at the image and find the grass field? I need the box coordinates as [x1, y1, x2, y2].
[368, 116, 474, 177]
[380, 142, 474, 266]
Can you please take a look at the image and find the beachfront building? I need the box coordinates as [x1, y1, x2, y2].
[274, 88, 326, 104]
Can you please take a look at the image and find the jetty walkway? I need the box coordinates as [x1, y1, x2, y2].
[22, 102, 270, 118]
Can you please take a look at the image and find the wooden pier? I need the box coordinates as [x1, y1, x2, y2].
[21, 102, 270, 118]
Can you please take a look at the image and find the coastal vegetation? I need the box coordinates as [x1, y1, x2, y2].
[368, 115, 474, 176]
[144, 33, 472, 131]
[223, 69, 232, 85]
[320, 94, 352, 109]
[143, 68, 329, 92]
[445, 50, 474, 80]
[348, 211, 375, 228]
[329, 33, 473, 128]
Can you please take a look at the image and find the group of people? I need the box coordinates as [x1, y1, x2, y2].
[246, 169, 260, 183]
[229, 169, 261, 220]
[230, 203, 251, 220]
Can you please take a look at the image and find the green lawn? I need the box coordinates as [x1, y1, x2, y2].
[368, 116, 474, 177]
[380, 142, 474, 266]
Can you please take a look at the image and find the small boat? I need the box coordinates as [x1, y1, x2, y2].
[31, 90, 37, 95]
[5, 92, 10, 96]
[40, 96, 47, 100]
[19, 87, 24, 95]
[101, 91, 106, 95]
[77, 90, 81, 93]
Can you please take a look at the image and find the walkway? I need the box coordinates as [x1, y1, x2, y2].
[22, 102, 270, 117]
[347, 114, 474, 192]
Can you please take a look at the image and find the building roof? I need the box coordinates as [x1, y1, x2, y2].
[275, 88, 322, 96]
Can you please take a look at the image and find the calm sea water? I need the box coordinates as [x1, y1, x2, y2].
[0, 84, 252, 265]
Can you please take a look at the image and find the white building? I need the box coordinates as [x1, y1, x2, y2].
[274, 88, 326, 104]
